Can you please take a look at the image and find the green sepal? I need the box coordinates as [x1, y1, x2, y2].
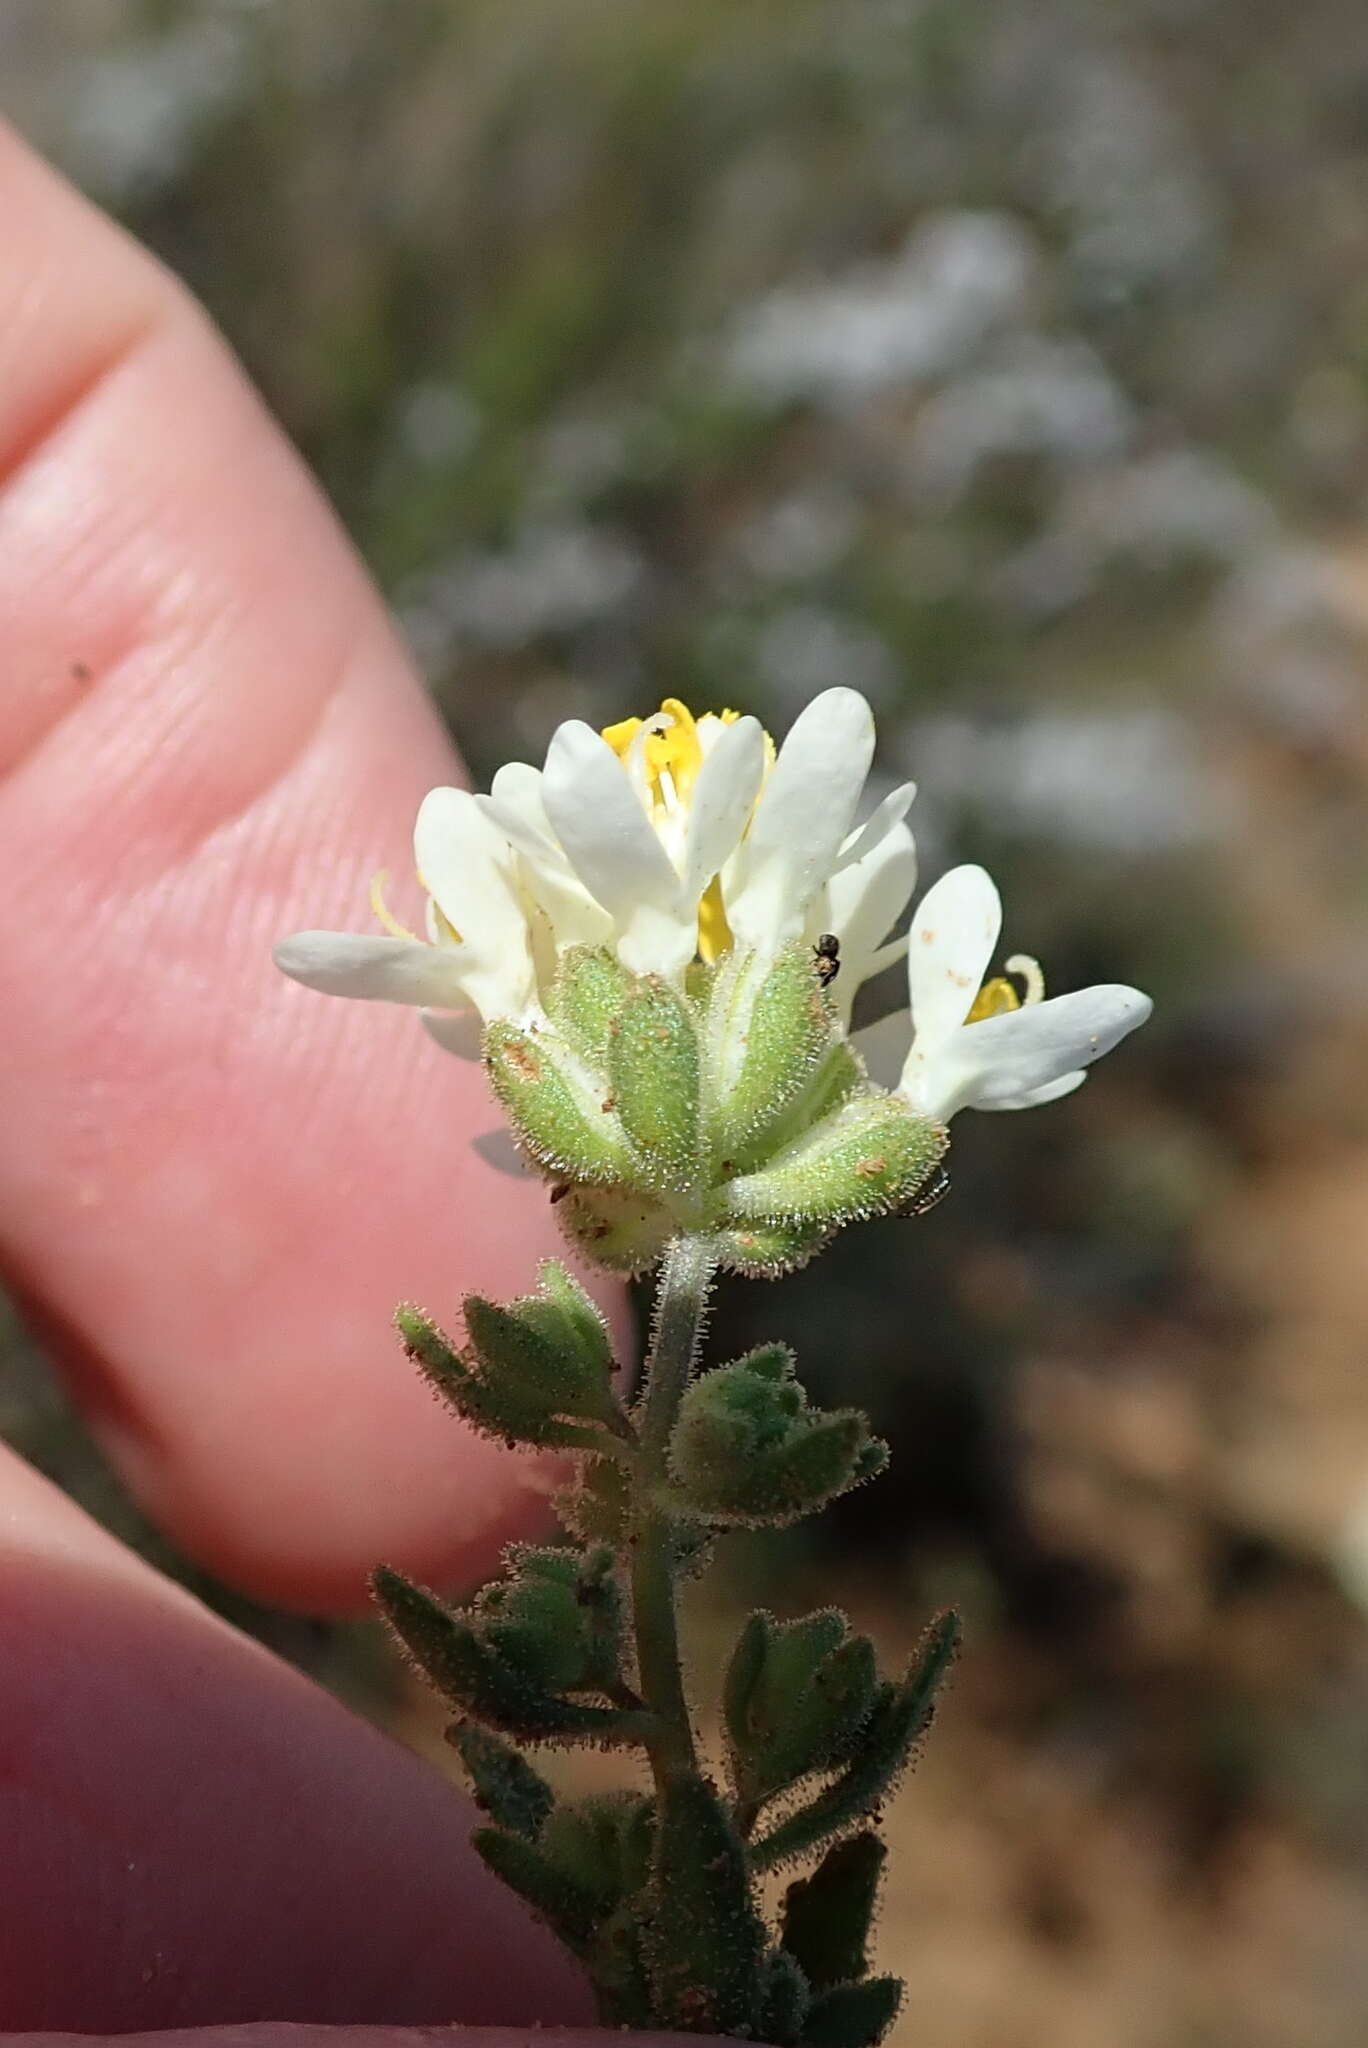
[668, 1347, 888, 1526]
[754, 1610, 961, 1869]
[485, 1019, 633, 1183]
[781, 1832, 886, 1990]
[642, 1771, 767, 2036]
[395, 1303, 608, 1452]
[557, 1186, 673, 1275]
[473, 1825, 599, 1951]
[723, 1092, 947, 1229]
[449, 1722, 555, 1841]
[708, 940, 839, 1171]
[726, 1608, 879, 1806]
[548, 945, 636, 1068]
[371, 1565, 630, 1744]
[609, 974, 702, 1194]
[802, 1975, 903, 2048]
[758, 1945, 813, 2048]
[714, 1215, 834, 1279]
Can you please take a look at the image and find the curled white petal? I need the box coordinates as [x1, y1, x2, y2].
[906, 864, 1002, 1051]
[274, 932, 469, 1008]
[728, 686, 876, 948]
[832, 780, 917, 876]
[905, 983, 1151, 1119]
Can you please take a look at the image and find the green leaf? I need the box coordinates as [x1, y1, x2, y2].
[449, 1722, 555, 1840]
[802, 1975, 903, 2048]
[473, 1825, 599, 1951]
[608, 974, 702, 1194]
[758, 1945, 812, 2047]
[753, 1611, 961, 1869]
[641, 1771, 767, 2035]
[723, 1610, 773, 1775]
[781, 1833, 886, 1989]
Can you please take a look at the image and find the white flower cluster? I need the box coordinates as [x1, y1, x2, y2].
[276, 688, 1150, 1124]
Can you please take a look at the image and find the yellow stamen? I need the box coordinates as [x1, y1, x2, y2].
[697, 876, 734, 963]
[369, 869, 420, 943]
[600, 699, 766, 961]
[965, 976, 1021, 1023]
[966, 955, 1045, 1022]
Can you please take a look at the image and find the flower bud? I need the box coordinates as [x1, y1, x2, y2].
[609, 975, 701, 1194]
[476, 1544, 624, 1696]
[668, 1345, 887, 1525]
[706, 941, 838, 1171]
[724, 1609, 878, 1805]
[549, 945, 637, 1067]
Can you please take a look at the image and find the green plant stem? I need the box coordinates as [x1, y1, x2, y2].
[631, 1232, 715, 1781]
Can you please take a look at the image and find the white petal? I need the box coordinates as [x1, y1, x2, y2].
[831, 781, 917, 876]
[420, 1006, 485, 1060]
[414, 787, 538, 1019]
[680, 714, 766, 901]
[905, 865, 1002, 1050]
[415, 788, 516, 944]
[979, 1069, 1087, 1113]
[728, 687, 876, 947]
[274, 932, 469, 1007]
[957, 985, 1151, 1109]
[541, 720, 681, 917]
[480, 763, 562, 866]
[479, 771, 615, 952]
[852, 1008, 913, 1090]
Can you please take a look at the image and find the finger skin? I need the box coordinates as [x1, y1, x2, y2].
[0, 122, 622, 1609]
[0, 1450, 596, 2029]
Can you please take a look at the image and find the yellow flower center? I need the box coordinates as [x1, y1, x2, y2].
[601, 697, 767, 963]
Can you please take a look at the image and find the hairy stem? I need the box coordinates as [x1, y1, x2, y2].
[631, 1233, 715, 1781]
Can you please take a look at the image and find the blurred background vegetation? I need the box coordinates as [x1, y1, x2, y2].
[9, 1, 1368, 2041]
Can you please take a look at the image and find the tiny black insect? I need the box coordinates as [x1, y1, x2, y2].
[813, 932, 841, 987]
